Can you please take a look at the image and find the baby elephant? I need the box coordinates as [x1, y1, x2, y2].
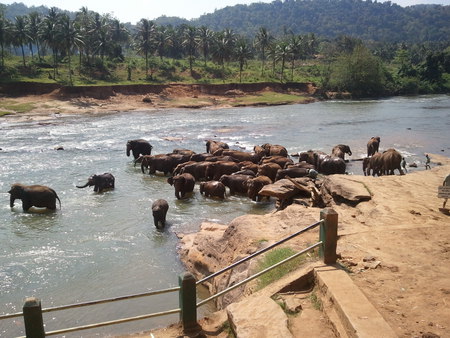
[152, 199, 169, 229]
[199, 181, 226, 199]
[77, 173, 115, 192]
[8, 183, 61, 211]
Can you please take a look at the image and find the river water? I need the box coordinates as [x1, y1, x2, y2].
[0, 95, 449, 336]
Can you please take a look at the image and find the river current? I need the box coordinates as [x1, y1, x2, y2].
[0, 95, 449, 336]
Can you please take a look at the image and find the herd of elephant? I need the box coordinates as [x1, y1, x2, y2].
[7, 136, 403, 230]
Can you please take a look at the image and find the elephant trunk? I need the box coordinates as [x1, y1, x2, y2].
[126, 144, 131, 157]
[9, 195, 15, 208]
[76, 182, 90, 189]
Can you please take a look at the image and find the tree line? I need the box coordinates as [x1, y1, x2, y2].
[0, 4, 449, 96]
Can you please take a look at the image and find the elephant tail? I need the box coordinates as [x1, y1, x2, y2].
[56, 195, 61, 209]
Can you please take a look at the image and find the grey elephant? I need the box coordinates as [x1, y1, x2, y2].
[126, 139, 153, 160]
[244, 175, 272, 201]
[77, 173, 115, 192]
[367, 137, 381, 157]
[199, 181, 226, 199]
[152, 199, 169, 229]
[205, 140, 229, 154]
[167, 173, 195, 199]
[9, 183, 61, 211]
[380, 149, 404, 175]
[331, 144, 352, 160]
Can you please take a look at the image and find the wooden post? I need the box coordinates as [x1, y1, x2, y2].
[23, 297, 45, 338]
[320, 208, 338, 264]
[179, 272, 202, 335]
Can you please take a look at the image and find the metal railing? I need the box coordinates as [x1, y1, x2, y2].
[0, 208, 338, 337]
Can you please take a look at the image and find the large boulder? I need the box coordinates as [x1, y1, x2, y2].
[320, 175, 371, 205]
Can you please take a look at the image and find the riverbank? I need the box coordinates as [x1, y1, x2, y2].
[139, 154, 450, 337]
[0, 82, 318, 122]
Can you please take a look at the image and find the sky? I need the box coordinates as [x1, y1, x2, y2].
[2, 0, 450, 24]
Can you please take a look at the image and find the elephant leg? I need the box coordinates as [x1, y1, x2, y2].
[22, 200, 32, 211]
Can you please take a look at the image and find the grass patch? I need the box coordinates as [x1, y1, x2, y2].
[231, 92, 310, 106]
[0, 101, 36, 114]
[310, 291, 323, 311]
[219, 320, 236, 338]
[0, 111, 14, 117]
[256, 247, 305, 290]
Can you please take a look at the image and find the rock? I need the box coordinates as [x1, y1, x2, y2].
[320, 176, 371, 206]
[422, 332, 440, 338]
[54, 146, 64, 150]
[363, 255, 376, 262]
[142, 95, 152, 103]
[363, 260, 381, 269]
[226, 296, 293, 338]
[277, 295, 303, 314]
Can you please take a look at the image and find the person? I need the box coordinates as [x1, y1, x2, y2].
[401, 157, 407, 173]
[425, 154, 431, 170]
[443, 173, 450, 209]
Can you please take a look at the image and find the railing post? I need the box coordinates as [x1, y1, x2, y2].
[23, 297, 45, 338]
[320, 208, 338, 264]
[178, 272, 201, 335]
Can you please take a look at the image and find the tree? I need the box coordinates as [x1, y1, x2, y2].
[254, 27, 273, 76]
[39, 7, 61, 79]
[12, 15, 28, 67]
[182, 25, 197, 76]
[328, 45, 386, 97]
[26, 12, 42, 60]
[134, 18, 156, 79]
[235, 38, 252, 83]
[197, 26, 213, 66]
[0, 7, 12, 69]
[58, 14, 83, 85]
[275, 41, 290, 82]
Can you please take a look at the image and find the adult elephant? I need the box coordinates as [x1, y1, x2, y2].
[275, 167, 316, 181]
[318, 156, 346, 175]
[299, 150, 326, 166]
[363, 152, 382, 176]
[259, 156, 293, 169]
[205, 140, 229, 154]
[205, 161, 240, 181]
[219, 174, 253, 195]
[180, 161, 211, 181]
[199, 181, 226, 199]
[380, 149, 404, 175]
[167, 173, 195, 199]
[141, 154, 176, 175]
[245, 175, 272, 202]
[367, 137, 381, 157]
[331, 144, 352, 160]
[213, 149, 262, 163]
[257, 163, 282, 182]
[9, 183, 61, 211]
[152, 199, 169, 229]
[259, 143, 288, 157]
[77, 173, 115, 192]
[126, 139, 153, 160]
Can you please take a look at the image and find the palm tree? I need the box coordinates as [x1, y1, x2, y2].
[13, 16, 29, 67]
[275, 41, 291, 82]
[134, 18, 155, 79]
[155, 25, 170, 61]
[26, 12, 42, 60]
[39, 7, 61, 79]
[234, 39, 252, 83]
[109, 19, 129, 60]
[58, 14, 83, 85]
[197, 26, 213, 66]
[288, 34, 302, 81]
[0, 10, 12, 69]
[254, 27, 273, 76]
[182, 25, 197, 76]
[74, 7, 93, 69]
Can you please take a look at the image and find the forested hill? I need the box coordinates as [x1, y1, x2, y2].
[2, 0, 450, 42]
[191, 0, 450, 42]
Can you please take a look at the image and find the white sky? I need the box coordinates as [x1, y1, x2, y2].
[2, 0, 449, 24]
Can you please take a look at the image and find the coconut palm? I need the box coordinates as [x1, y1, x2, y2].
[254, 27, 273, 76]
[12, 16, 29, 67]
[288, 34, 302, 81]
[0, 11, 12, 69]
[155, 25, 170, 61]
[26, 12, 42, 60]
[57, 14, 83, 85]
[134, 18, 156, 79]
[275, 41, 291, 82]
[182, 25, 197, 76]
[235, 39, 252, 83]
[39, 7, 61, 79]
[197, 26, 213, 66]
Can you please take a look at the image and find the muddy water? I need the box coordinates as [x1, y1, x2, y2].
[0, 95, 448, 336]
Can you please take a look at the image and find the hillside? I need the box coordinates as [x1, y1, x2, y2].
[2, 0, 450, 42]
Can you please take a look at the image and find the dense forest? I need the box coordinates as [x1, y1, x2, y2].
[0, 1, 449, 97]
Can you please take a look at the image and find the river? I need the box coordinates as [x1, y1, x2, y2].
[0, 95, 449, 337]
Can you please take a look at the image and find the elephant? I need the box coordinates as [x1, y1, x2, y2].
[152, 199, 169, 229]
[298, 150, 326, 165]
[190, 153, 214, 162]
[172, 148, 196, 157]
[380, 149, 404, 175]
[205, 161, 240, 181]
[167, 173, 195, 199]
[213, 149, 263, 163]
[141, 154, 177, 175]
[331, 144, 352, 160]
[363, 152, 382, 176]
[219, 174, 253, 195]
[285, 161, 316, 170]
[180, 161, 211, 181]
[244, 175, 272, 201]
[205, 140, 229, 154]
[317, 155, 346, 175]
[259, 156, 293, 169]
[173, 161, 197, 176]
[232, 169, 256, 177]
[126, 139, 153, 160]
[275, 167, 314, 181]
[258, 143, 288, 157]
[257, 163, 282, 182]
[199, 181, 226, 199]
[239, 161, 259, 174]
[77, 173, 115, 192]
[8, 183, 61, 211]
[367, 137, 381, 157]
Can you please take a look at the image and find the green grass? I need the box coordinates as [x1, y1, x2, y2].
[0, 100, 36, 114]
[255, 247, 305, 289]
[231, 92, 311, 106]
[309, 291, 323, 311]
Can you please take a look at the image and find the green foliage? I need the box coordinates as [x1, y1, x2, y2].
[309, 291, 323, 311]
[255, 247, 305, 290]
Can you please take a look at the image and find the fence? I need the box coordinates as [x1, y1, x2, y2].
[0, 208, 338, 337]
